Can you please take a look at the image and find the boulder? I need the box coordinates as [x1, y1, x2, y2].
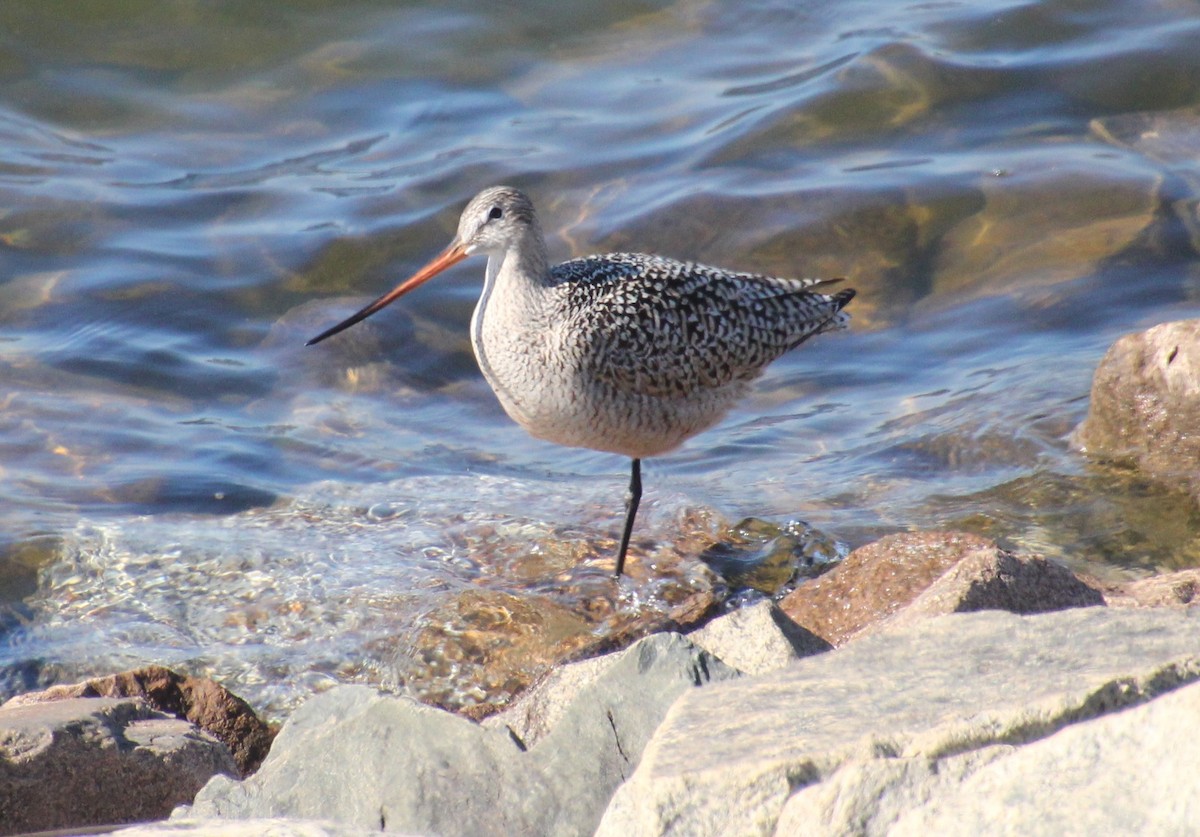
[886, 679, 1200, 835]
[687, 600, 830, 675]
[779, 531, 1102, 645]
[931, 153, 1160, 296]
[187, 633, 738, 837]
[115, 816, 387, 835]
[1074, 319, 1200, 505]
[4, 665, 274, 776]
[1091, 104, 1200, 256]
[596, 607, 1200, 836]
[0, 697, 237, 836]
[1100, 568, 1200, 609]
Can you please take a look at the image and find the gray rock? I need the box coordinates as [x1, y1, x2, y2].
[596, 607, 1200, 837]
[115, 816, 388, 836]
[889, 679, 1200, 836]
[774, 745, 1015, 836]
[0, 697, 237, 835]
[687, 600, 830, 675]
[487, 599, 818, 752]
[1074, 319, 1200, 505]
[479, 649, 613, 748]
[187, 633, 738, 837]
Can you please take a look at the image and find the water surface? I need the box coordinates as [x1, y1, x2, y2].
[3, 0, 1200, 715]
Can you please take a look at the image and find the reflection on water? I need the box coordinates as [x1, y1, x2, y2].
[2, 0, 1200, 714]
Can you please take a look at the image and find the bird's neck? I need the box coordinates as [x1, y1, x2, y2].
[470, 237, 553, 426]
[477, 228, 551, 317]
[500, 229, 551, 290]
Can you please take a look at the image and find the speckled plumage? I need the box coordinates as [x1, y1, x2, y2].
[464, 189, 854, 460]
[309, 185, 855, 576]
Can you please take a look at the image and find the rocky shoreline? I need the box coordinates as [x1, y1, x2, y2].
[3, 321, 1200, 836]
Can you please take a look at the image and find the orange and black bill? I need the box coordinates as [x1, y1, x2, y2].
[306, 241, 469, 346]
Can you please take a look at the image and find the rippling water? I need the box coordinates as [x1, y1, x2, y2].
[3, 0, 1200, 716]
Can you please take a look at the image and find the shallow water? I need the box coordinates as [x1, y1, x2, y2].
[3, 0, 1200, 716]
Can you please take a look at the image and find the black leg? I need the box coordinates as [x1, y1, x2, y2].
[614, 458, 642, 578]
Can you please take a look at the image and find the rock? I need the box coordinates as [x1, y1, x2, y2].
[1074, 320, 1200, 505]
[931, 153, 1161, 296]
[187, 633, 738, 837]
[885, 678, 1200, 835]
[0, 697, 237, 835]
[3, 666, 274, 777]
[115, 816, 386, 835]
[1098, 568, 1200, 609]
[397, 572, 719, 719]
[1091, 104, 1200, 256]
[687, 600, 830, 675]
[483, 603, 823, 753]
[596, 607, 1200, 837]
[779, 532, 1102, 645]
[478, 649, 614, 749]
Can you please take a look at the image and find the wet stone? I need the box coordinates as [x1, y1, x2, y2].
[1073, 319, 1200, 507]
[393, 559, 721, 717]
[264, 298, 459, 397]
[697, 517, 844, 601]
[0, 697, 237, 835]
[1091, 104, 1200, 256]
[932, 152, 1162, 296]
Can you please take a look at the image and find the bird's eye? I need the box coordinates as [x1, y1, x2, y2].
[488, 206, 503, 221]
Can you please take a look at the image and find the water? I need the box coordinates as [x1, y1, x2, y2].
[3, 0, 1200, 717]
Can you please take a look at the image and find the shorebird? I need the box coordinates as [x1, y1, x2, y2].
[308, 186, 854, 577]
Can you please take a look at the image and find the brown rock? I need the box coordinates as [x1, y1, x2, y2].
[1096, 568, 1200, 609]
[0, 697, 235, 835]
[3, 666, 273, 777]
[397, 571, 720, 720]
[1073, 320, 1200, 505]
[779, 532, 1103, 645]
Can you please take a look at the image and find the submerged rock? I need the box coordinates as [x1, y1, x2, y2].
[395, 563, 720, 718]
[931, 153, 1161, 297]
[1091, 103, 1200, 257]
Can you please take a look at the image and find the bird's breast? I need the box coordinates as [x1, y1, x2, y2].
[471, 294, 743, 459]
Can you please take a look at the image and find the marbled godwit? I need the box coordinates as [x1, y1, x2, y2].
[308, 186, 854, 577]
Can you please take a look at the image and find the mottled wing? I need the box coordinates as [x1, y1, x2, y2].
[553, 253, 853, 399]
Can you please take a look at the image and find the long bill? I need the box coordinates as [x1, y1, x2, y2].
[306, 240, 470, 346]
